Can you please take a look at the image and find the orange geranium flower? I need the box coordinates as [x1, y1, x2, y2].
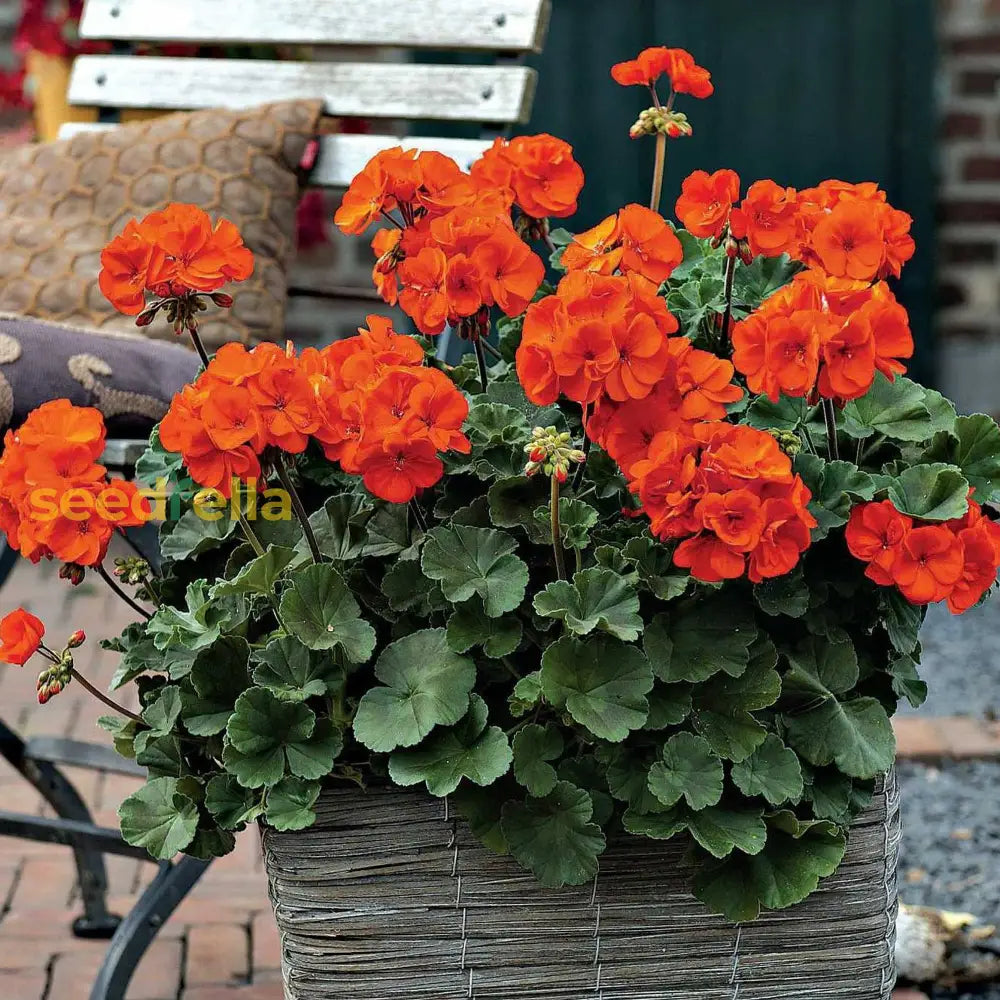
[358, 438, 443, 504]
[0, 609, 44, 665]
[616, 204, 683, 284]
[892, 526, 965, 605]
[810, 200, 885, 281]
[846, 500, 913, 586]
[561, 214, 623, 274]
[611, 46, 713, 98]
[730, 180, 799, 259]
[472, 230, 545, 315]
[98, 220, 164, 315]
[397, 246, 451, 335]
[675, 169, 741, 240]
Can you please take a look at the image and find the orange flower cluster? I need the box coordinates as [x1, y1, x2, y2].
[99, 203, 254, 316]
[159, 317, 469, 504]
[561, 203, 684, 285]
[846, 499, 1000, 613]
[732, 269, 914, 402]
[0, 401, 148, 566]
[611, 46, 713, 98]
[334, 143, 571, 334]
[675, 171, 915, 280]
[0, 608, 44, 666]
[627, 423, 816, 583]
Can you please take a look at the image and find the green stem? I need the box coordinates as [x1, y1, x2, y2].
[187, 325, 211, 369]
[822, 398, 840, 461]
[649, 132, 666, 213]
[479, 338, 503, 362]
[550, 475, 567, 581]
[574, 547, 582, 576]
[473, 336, 489, 394]
[70, 667, 143, 724]
[854, 435, 864, 467]
[276, 456, 322, 563]
[409, 499, 429, 534]
[96, 563, 151, 620]
[571, 405, 591, 492]
[800, 423, 819, 456]
[237, 510, 266, 558]
[720, 253, 738, 357]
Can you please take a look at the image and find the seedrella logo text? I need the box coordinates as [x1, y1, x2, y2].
[28, 478, 293, 524]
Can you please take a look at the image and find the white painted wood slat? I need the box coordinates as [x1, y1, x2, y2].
[56, 124, 496, 189]
[80, 0, 551, 53]
[68, 55, 537, 124]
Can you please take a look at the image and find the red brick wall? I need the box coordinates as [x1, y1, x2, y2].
[938, 0, 1000, 414]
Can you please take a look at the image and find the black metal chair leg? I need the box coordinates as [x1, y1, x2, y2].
[0, 720, 121, 937]
[88, 856, 210, 1000]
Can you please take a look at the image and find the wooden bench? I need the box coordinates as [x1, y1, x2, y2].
[0, 5, 552, 999]
[61, 0, 551, 340]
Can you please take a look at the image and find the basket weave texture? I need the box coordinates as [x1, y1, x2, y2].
[262, 771, 900, 1000]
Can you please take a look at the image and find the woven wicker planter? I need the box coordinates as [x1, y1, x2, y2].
[262, 771, 900, 1000]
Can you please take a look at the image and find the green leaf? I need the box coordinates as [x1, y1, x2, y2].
[796, 457, 876, 538]
[509, 671, 542, 717]
[512, 724, 563, 796]
[225, 688, 340, 788]
[160, 506, 236, 561]
[135, 425, 185, 488]
[421, 525, 529, 617]
[147, 581, 223, 658]
[540, 635, 653, 742]
[205, 774, 263, 830]
[452, 785, 509, 855]
[602, 745, 662, 813]
[647, 732, 723, 810]
[886, 463, 970, 521]
[692, 816, 846, 921]
[841, 374, 938, 442]
[142, 686, 182, 736]
[265, 776, 321, 831]
[380, 560, 447, 616]
[889, 653, 927, 709]
[353, 629, 475, 752]
[533, 498, 599, 550]
[119, 777, 199, 859]
[621, 806, 688, 841]
[643, 596, 757, 683]
[446, 601, 522, 658]
[746, 393, 810, 432]
[363, 503, 413, 558]
[881, 590, 925, 655]
[733, 253, 801, 311]
[622, 536, 689, 601]
[922, 413, 1000, 503]
[211, 546, 295, 597]
[251, 636, 342, 702]
[754, 566, 808, 617]
[501, 781, 606, 887]
[388, 695, 512, 796]
[279, 564, 376, 662]
[644, 683, 693, 728]
[487, 476, 550, 534]
[533, 568, 642, 641]
[466, 401, 530, 446]
[134, 733, 185, 777]
[730, 735, 803, 805]
[182, 636, 251, 735]
[686, 805, 768, 858]
[302, 494, 373, 561]
[781, 638, 895, 778]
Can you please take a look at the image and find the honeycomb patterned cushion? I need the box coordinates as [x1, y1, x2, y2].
[0, 99, 323, 350]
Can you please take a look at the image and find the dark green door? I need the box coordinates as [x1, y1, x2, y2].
[527, 0, 936, 382]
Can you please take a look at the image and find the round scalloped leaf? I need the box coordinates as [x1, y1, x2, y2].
[265, 776, 322, 832]
[686, 805, 768, 858]
[446, 601, 522, 658]
[500, 781, 606, 887]
[251, 635, 343, 702]
[533, 568, 642, 641]
[647, 732, 724, 811]
[540, 635, 653, 742]
[421, 525, 529, 617]
[886, 463, 970, 522]
[182, 636, 252, 735]
[119, 777, 199, 860]
[512, 723, 564, 797]
[278, 564, 376, 662]
[353, 629, 475, 753]
[921, 413, 1000, 504]
[730, 735, 804, 805]
[205, 774, 263, 830]
[692, 815, 846, 921]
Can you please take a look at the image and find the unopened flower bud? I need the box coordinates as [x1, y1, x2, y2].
[59, 563, 86, 586]
[135, 310, 156, 328]
[152, 282, 172, 298]
[528, 446, 547, 463]
[211, 292, 234, 308]
[169, 281, 188, 298]
[66, 629, 86, 649]
[554, 465, 568, 484]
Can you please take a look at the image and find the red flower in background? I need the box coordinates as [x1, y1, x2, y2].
[0, 609, 44, 665]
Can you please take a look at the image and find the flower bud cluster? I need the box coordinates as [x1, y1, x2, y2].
[524, 426, 586, 483]
[629, 107, 693, 140]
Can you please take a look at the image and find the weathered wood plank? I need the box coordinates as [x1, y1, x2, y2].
[67, 55, 537, 123]
[80, 0, 551, 53]
[56, 125, 495, 188]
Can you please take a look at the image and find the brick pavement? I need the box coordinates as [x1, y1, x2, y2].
[0, 551, 986, 998]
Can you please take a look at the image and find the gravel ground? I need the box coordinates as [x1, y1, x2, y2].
[897, 761, 1000, 999]
[902, 601, 1000, 718]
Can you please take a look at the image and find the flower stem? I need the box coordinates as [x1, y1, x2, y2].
[800, 423, 819, 456]
[275, 456, 322, 563]
[480, 338, 503, 361]
[473, 336, 489, 394]
[550, 475, 567, 581]
[70, 667, 143, 724]
[187, 326, 211, 369]
[409, 499, 429, 534]
[720, 253, 738, 357]
[649, 132, 667, 214]
[96, 563, 151, 620]
[822, 398, 840, 461]
[237, 510, 266, 557]
[571, 426, 592, 493]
